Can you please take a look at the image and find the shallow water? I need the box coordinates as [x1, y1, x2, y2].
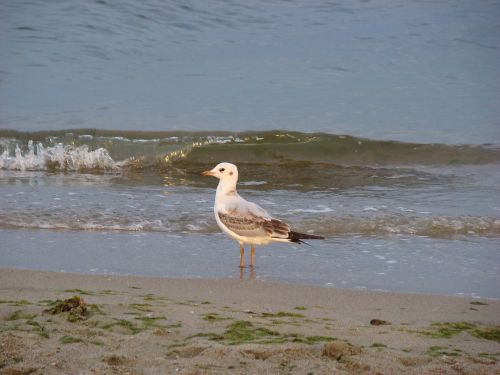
[2, 228, 499, 298]
[0, 139, 499, 297]
[0, 145, 499, 239]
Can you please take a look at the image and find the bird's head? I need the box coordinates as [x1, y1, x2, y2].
[201, 162, 238, 181]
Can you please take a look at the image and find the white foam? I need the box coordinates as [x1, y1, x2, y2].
[398, 207, 415, 212]
[290, 205, 333, 213]
[208, 135, 244, 144]
[240, 181, 267, 186]
[161, 137, 179, 143]
[186, 224, 202, 231]
[78, 134, 94, 140]
[98, 136, 130, 142]
[0, 140, 118, 171]
[132, 138, 160, 143]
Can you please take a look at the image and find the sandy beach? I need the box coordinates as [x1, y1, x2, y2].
[0, 268, 499, 375]
[2, 1, 500, 374]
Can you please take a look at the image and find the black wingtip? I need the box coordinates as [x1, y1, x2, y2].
[288, 231, 325, 243]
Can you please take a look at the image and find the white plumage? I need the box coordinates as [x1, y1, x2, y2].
[202, 162, 324, 267]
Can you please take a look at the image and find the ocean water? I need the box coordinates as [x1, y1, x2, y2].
[1, 1, 499, 297]
[0, 131, 499, 297]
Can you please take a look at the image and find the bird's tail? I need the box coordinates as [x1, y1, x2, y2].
[288, 231, 325, 244]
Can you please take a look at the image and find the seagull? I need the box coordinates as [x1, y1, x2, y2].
[202, 162, 324, 268]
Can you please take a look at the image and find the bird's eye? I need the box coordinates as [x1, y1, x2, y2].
[219, 168, 225, 172]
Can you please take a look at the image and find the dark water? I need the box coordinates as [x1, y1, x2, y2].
[0, 1, 499, 297]
[1, 0, 499, 144]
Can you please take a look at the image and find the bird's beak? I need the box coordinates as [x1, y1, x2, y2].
[201, 170, 214, 177]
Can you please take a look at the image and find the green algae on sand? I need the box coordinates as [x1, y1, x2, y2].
[420, 321, 500, 342]
[43, 296, 88, 322]
[187, 320, 337, 346]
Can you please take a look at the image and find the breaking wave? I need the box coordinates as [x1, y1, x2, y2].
[0, 129, 498, 172]
[0, 140, 118, 171]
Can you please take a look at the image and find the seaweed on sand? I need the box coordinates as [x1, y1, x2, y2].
[43, 296, 87, 322]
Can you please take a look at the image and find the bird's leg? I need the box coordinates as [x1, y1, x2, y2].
[239, 243, 245, 268]
[250, 244, 255, 268]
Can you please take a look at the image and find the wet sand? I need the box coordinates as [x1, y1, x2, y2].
[0, 268, 499, 374]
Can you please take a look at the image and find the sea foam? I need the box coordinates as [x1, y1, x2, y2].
[0, 141, 117, 171]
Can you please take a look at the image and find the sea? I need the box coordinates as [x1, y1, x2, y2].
[0, 0, 499, 298]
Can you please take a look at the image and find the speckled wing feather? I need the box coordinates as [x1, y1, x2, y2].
[218, 211, 291, 240]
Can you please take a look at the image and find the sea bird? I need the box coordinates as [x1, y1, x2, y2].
[202, 162, 324, 268]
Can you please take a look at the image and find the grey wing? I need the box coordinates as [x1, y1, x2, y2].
[245, 201, 271, 219]
[244, 201, 291, 239]
[218, 211, 291, 240]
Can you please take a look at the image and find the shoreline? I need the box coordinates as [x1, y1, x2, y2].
[2, 227, 499, 299]
[1, 268, 499, 374]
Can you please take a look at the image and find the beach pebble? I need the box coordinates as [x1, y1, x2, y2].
[370, 319, 390, 326]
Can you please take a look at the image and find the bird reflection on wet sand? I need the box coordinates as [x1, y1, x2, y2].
[239, 266, 256, 280]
